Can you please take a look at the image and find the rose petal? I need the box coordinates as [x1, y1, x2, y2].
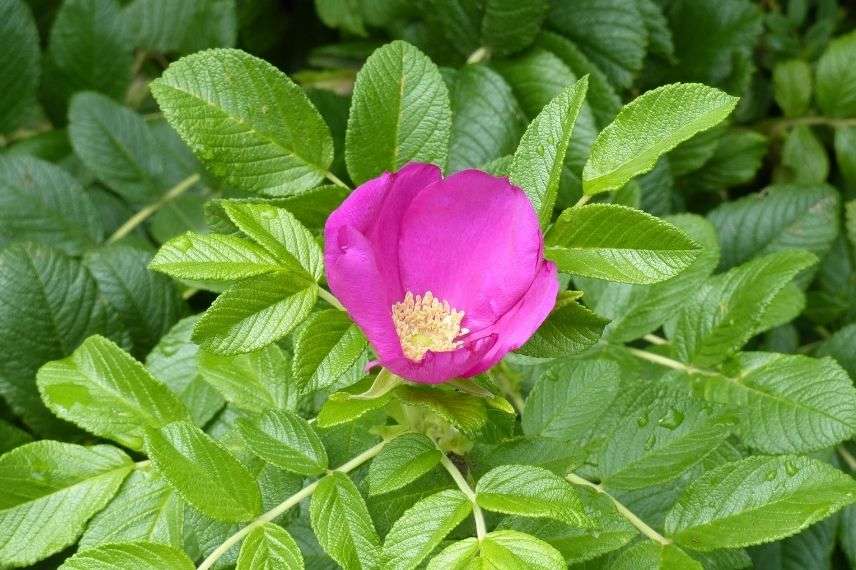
[381, 334, 498, 384]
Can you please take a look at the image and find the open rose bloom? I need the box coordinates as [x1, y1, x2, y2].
[324, 162, 558, 384]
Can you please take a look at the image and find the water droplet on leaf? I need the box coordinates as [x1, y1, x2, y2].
[657, 407, 685, 430]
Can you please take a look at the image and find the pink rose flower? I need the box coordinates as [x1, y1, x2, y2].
[324, 163, 558, 383]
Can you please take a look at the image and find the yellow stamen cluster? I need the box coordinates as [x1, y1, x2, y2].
[392, 291, 468, 362]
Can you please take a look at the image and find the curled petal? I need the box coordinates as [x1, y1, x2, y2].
[381, 334, 498, 384]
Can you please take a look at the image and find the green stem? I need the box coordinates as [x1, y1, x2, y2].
[197, 440, 387, 570]
[573, 194, 591, 208]
[318, 287, 345, 311]
[107, 174, 200, 244]
[566, 473, 671, 546]
[626, 347, 717, 377]
[324, 171, 350, 190]
[643, 333, 669, 346]
[758, 115, 856, 136]
[838, 446, 856, 471]
[466, 47, 491, 64]
[440, 455, 487, 541]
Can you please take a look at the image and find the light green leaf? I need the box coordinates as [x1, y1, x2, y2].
[123, 0, 237, 55]
[708, 184, 838, 270]
[547, 0, 645, 89]
[598, 383, 734, 490]
[671, 250, 816, 366]
[317, 387, 394, 429]
[773, 59, 812, 118]
[37, 335, 189, 450]
[0, 0, 39, 133]
[816, 30, 856, 117]
[151, 48, 333, 195]
[222, 202, 323, 281]
[193, 273, 318, 354]
[382, 489, 472, 570]
[0, 441, 132, 567]
[396, 386, 487, 436]
[517, 293, 607, 359]
[310, 472, 381, 570]
[238, 409, 328, 476]
[59, 541, 194, 570]
[665, 455, 856, 550]
[610, 541, 702, 570]
[583, 83, 738, 195]
[345, 40, 451, 185]
[85, 245, 184, 357]
[146, 316, 224, 426]
[510, 75, 588, 225]
[0, 243, 124, 436]
[237, 523, 304, 570]
[476, 465, 590, 527]
[80, 470, 184, 549]
[145, 420, 261, 522]
[198, 343, 296, 413]
[686, 352, 856, 454]
[480, 0, 548, 56]
[150, 232, 282, 282]
[446, 65, 526, 173]
[367, 433, 441, 496]
[428, 530, 566, 570]
[546, 204, 701, 284]
[292, 309, 368, 393]
[68, 91, 166, 204]
[0, 155, 103, 255]
[523, 360, 619, 440]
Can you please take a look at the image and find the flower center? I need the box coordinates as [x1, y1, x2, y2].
[392, 291, 468, 362]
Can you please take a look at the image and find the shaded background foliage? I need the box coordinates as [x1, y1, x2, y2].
[2, 0, 856, 568]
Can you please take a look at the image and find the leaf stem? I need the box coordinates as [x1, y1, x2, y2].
[318, 287, 345, 310]
[107, 173, 201, 244]
[838, 446, 856, 471]
[324, 171, 350, 190]
[758, 115, 856, 136]
[466, 47, 491, 64]
[197, 440, 386, 570]
[643, 333, 669, 345]
[573, 194, 591, 208]
[626, 347, 717, 377]
[566, 473, 671, 545]
[440, 454, 487, 541]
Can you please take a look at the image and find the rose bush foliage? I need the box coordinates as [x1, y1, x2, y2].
[1, 0, 856, 569]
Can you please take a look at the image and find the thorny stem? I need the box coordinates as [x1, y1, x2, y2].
[566, 473, 672, 546]
[318, 287, 345, 310]
[324, 170, 350, 190]
[440, 454, 487, 541]
[107, 174, 201, 244]
[197, 440, 387, 570]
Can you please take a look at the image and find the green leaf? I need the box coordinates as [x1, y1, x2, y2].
[222, 202, 323, 281]
[0, 155, 103, 255]
[686, 129, 768, 193]
[37, 335, 189, 450]
[0, 243, 124, 436]
[685, 352, 856, 454]
[494, 49, 575, 119]
[151, 48, 333, 195]
[80, 470, 184, 549]
[145, 316, 224, 426]
[583, 83, 738, 195]
[817, 322, 856, 380]
[598, 383, 734, 490]
[523, 360, 619, 440]
[816, 30, 856, 117]
[428, 530, 566, 570]
[0, 441, 132, 567]
[345, 40, 451, 185]
[446, 65, 526, 173]
[85, 245, 184, 357]
[197, 343, 296, 413]
[517, 293, 607, 359]
[310, 472, 381, 570]
[123, 0, 237, 55]
[68, 92, 167, 204]
[0, 0, 39, 133]
[638, 0, 675, 62]
[510, 75, 588, 226]
[836, 128, 856, 191]
[547, 0, 645, 89]
[145, 420, 261, 522]
[780, 126, 829, 184]
[193, 273, 318, 354]
[366, 433, 441, 496]
[671, 250, 817, 367]
[665, 455, 856, 550]
[708, 184, 838, 270]
[237, 523, 304, 570]
[476, 465, 590, 527]
[773, 59, 812, 118]
[317, 388, 393, 429]
[238, 409, 328, 476]
[59, 541, 194, 570]
[396, 386, 488, 436]
[43, 0, 132, 115]
[315, 0, 366, 36]
[292, 310, 368, 393]
[610, 541, 702, 570]
[480, 0, 548, 56]
[546, 204, 701, 284]
[382, 489, 471, 570]
[0, 419, 31, 454]
[150, 232, 282, 282]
